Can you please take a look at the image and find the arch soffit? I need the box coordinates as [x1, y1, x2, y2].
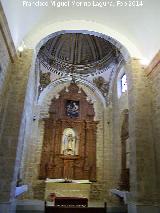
[38, 77, 106, 110]
[32, 23, 135, 108]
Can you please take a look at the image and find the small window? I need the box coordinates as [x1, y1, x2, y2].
[117, 68, 128, 98]
[121, 74, 127, 93]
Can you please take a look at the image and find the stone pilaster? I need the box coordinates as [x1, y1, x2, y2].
[145, 51, 160, 205]
[126, 59, 157, 212]
[0, 50, 33, 213]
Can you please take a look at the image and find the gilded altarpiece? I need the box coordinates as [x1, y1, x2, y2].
[39, 83, 98, 181]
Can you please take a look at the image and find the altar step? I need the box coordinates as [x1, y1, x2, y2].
[16, 210, 127, 213]
[16, 200, 44, 212]
[16, 211, 43, 213]
[16, 200, 127, 213]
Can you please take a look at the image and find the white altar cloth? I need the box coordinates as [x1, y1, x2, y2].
[45, 179, 91, 199]
[45, 178, 91, 184]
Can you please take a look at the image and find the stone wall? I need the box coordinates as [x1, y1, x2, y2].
[0, 6, 31, 212]
[0, 27, 13, 213]
[124, 59, 157, 212]
[0, 49, 33, 212]
[0, 31, 10, 91]
[0, 19, 15, 142]
[109, 58, 159, 212]
[0, 30, 11, 142]
[0, 2, 16, 108]
[145, 51, 160, 204]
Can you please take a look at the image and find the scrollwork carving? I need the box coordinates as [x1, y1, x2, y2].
[39, 72, 51, 93]
[93, 76, 109, 98]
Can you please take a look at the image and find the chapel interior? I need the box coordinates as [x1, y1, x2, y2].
[0, 1, 160, 213]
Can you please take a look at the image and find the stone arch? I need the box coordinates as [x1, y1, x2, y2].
[21, 29, 135, 201]
[34, 30, 132, 108]
[24, 20, 141, 59]
[38, 77, 106, 108]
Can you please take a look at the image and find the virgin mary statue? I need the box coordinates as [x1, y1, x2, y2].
[61, 128, 77, 155]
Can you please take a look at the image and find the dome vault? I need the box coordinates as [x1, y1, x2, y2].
[38, 33, 123, 77]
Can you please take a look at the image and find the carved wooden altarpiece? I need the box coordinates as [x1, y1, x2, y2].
[39, 83, 98, 181]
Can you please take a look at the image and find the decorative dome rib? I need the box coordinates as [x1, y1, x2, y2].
[38, 33, 122, 76]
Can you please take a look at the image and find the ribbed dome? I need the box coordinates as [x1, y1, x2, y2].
[38, 33, 122, 76]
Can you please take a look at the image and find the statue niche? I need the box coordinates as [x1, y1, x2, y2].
[39, 83, 98, 181]
[61, 128, 78, 156]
